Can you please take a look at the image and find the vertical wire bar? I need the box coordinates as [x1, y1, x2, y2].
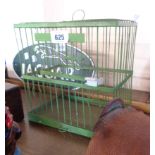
[68, 87, 72, 125]
[103, 27, 106, 85]
[26, 79, 33, 110]
[57, 27, 61, 67]
[42, 82, 48, 111]
[125, 26, 131, 102]
[129, 26, 137, 104]
[102, 27, 104, 76]
[126, 25, 133, 104]
[74, 90, 79, 127]
[38, 82, 44, 112]
[105, 27, 108, 101]
[49, 84, 53, 112]
[128, 27, 133, 71]
[119, 27, 123, 91]
[80, 26, 86, 127]
[126, 26, 132, 103]
[125, 26, 130, 102]
[75, 27, 78, 71]
[23, 80, 28, 109]
[128, 27, 133, 70]
[125, 27, 131, 71]
[121, 26, 126, 101]
[129, 27, 135, 81]
[51, 28, 54, 67]
[82, 88, 86, 128]
[88, 27, 90, 60]
[105, 27, 108, 83]
[103, 26, 107, 103]
[91, 27, 93, 72]
[123, 27, 127, 71]
[96, 27, 100, 104]
[121, 27, 125, 100]
[74, 27, 77, 70]
[125, 78, 129, 105]
[120, 27, 124, 92]
[119, 28, 122, 99]
[116, 27, 121, 98]
[61, 85, 66, 123]
[86, 27, 89, 75]
[55, 84, 60, 120]
[130, 26, 137, 70]
[80, 27, 83, 71]
[96, 27, 99, 78]
[87, 100, 93, 130]
[124, 27, 130, 103]
[45, 40, 51, 71]
[130, 76, 133, 104]
[125, 79, 129, 104]
[124, 27, 128, 103]
[30, 28, 34, 45]
[107, 27, 111, 88]
[87, 90, 90, 129]
[124, 80, 127, 104]
[113, 27, 117, 98]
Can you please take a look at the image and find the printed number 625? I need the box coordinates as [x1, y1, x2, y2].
[55, 34, 64, 40]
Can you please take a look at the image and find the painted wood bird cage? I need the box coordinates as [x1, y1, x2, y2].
[13, 19, 137, 137]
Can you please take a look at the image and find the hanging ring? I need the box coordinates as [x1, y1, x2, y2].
[72, 9, 85, 21]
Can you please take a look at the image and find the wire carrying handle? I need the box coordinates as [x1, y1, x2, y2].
[72, 9, 85, 21]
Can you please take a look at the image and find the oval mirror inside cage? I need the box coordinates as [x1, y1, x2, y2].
[13, 43, 95, 89]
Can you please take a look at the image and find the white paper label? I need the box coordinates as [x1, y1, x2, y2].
[85, 77, 104, 87]
[51, 31, 68, 43]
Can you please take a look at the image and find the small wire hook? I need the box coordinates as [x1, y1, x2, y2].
[72, 9, 85, 21]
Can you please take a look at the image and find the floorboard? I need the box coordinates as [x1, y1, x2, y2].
[16, 89, 149, 155]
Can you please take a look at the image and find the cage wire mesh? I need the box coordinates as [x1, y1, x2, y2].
[14, 19, 137, 137]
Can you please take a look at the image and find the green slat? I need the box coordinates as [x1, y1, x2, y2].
[40, 70, 85, 82]
[14, 19, 137, 28]
[22, 75, 114, 93]
[69, 95, 107, 107]
[35, 32, 85, 43]
[35, 33, 51, 41]
[69, 33, 85, 43]
[28, 112, 93, 138]
[40, 65, 132, 74]
[23, 73, 132, 94]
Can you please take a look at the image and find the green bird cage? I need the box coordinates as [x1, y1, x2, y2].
[14, 19, 137, 138]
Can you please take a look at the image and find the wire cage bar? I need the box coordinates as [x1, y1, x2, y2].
[14, 19, 137, 137]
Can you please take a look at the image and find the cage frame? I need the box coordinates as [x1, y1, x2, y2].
[14, 19, 137, 138]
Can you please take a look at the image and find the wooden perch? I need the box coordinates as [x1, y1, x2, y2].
[131, 101, 150, 114]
